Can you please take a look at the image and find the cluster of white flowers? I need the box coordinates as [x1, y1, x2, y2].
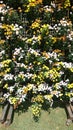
[60, 18, 72, 27]
[37, 83, 52, 92]
[0, 3, 7, 15]
[67, 31, 73, 41]
[16, 87, 27, 102]
[12, 24, 23, 35]
[4, 74, 14, 81]
[3, 92, 10, 99]
[51, 18, 72, 36]
[13, 47, 25, 61]
[62, 62, 73, 69]
[48, 52, 60, 61]
[7, 86, 15, 93]
[0, 50, 5, 60]
[28, 48, 40, 56]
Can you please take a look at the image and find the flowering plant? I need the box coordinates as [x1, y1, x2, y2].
[0, 0, 73, 118]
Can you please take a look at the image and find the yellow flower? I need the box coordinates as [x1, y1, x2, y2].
[25, 0, 42, 12]
[0, 98, 5, 103]
[27, 83, 33, 90]
[54, 82, 59, 88]
[69, 68, 73, 72]
[48, 68, 60, 82]
[31, 105, 41, 117]
[32, 95, 44, 103]
[65, 93, 71, 97]
[28, 0, 35, 2]
[0, 40, 5, 44]
[28, 0, 42, 4]
[44, 94, 53, 100]
[0, 72, 5, 76]
[42, 65, 49, 71]
[9, 97, 19, 104]
[53, 62, 63, 67]
[40, 24, 49, 36]
[18, 73, 24, 79]
[18, 7, 22, 13]
[1, 59, 12, 67]
[32, 74, 37, 80]
[30, 19, 40, 29]
[42, 51, 49, 59]
[26, 38, 32, 43]
[59, 93, 63, 97]
[2, 24, 14, 38]
[41, 24, 49, 31]
[23, 87, 28, 94]
[53, 49, 61, 53]
[23, 84, 33, 94]
[68, 83, 73, 89]
[38, 35, 41, 40]
[3, 84, 8, 89]
[5, 68, 11, 73]
[64, 0, 70, 8]
[52, 37, 57, 44]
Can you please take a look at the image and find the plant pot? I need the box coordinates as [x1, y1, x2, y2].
[0, 102, 10, 123]
[4, 104, 14, 126]
[65, 102, 73, 125]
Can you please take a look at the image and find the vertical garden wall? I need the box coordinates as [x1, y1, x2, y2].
[0, 0, 73, 118]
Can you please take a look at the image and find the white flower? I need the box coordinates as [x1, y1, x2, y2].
[70, 97, 73, 102]
[59, 79, 69, 86]
[28, 48, 35, 54]
[19, 94, 27, 102]
[16, 88, 23, 95]
[13, 48, 21, 55]
[70, 12, 72, 15]
[3, 93, 10, 98]
[0, 4, 5, 13]
[7, 6, 10, 9]
[63, 62, 73, 68]
[1, 16, 4, 21]
[0, 1, 3, 4]
[0, 63, 3, 68]
[15, 24, 19, 28]
[0, 50, 5, 54]
[71, 53, 73, 56]
[59, 71, 64, 75]
[8, 86, 14, 93]
[19, 26, 23, 29]
[16, 30, 19, 35]
[4, 74, 14, 81]
[18, 55, 23, 61]
[38, 83, 50, 92]
[51, 1, 56, 8]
